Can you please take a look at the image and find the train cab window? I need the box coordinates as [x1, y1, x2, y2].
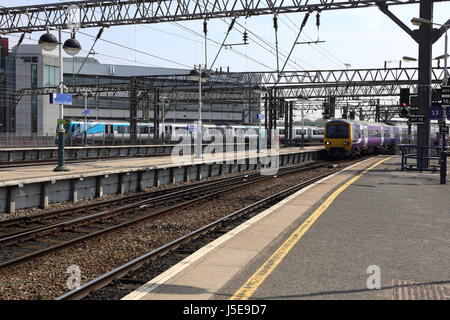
[326, 125, 349, 139]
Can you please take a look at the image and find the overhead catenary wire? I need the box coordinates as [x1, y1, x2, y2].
[1, 4, 192, 70]
[75, 27, 104, 77]
[277, 12, 311, 84]
[76, 29, 192, 69]
[210, 17, 237, 70]
[171, 21, 274, 70]
[197, 0, 311, 71]
[282, 13, 347, 68]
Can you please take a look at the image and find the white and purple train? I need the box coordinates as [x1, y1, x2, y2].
[324, 119, 442, 158]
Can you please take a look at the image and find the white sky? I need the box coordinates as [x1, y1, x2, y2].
[2, 0, 450, 72]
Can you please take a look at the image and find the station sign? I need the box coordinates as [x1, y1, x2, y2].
[429, 105, 443, 120]
[257, 113, 264, 120]
[408, 114, 425, 124]
[439, 125, 449, 134]
[442, 85, 450, 107]
[82, 109, 90, 115]
[49, 93, 73, 105]
[187, 125, 197, 132]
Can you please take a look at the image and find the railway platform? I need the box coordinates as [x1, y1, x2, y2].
[123, 155, 450, 300]
[0, 146, 323, 214]
[0, 143, 255, 163]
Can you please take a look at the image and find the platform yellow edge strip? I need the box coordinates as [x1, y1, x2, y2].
[229, 156, 392, 300]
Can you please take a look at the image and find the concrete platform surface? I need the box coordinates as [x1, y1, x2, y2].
[123, 156, 449, 300]
[0, 146, 320, 185]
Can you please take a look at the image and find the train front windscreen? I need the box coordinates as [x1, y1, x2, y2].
[326, 124, 349, 139]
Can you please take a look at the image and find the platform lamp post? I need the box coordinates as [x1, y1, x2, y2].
[189, 65, 207, 159]
[251, 88, 263, 153]
[159, 95, 168, 144]
[412, 17, 449, 184]
[39, 29, 81, 171]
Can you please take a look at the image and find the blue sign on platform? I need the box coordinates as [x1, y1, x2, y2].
[49, 93, 73, 105]
[257, 113, 264, 120]
[429, 105, 443, 120]
[187, 125, 197, 132]
[82, 109, 90, 115]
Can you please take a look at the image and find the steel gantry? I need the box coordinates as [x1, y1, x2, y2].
[0, 0, 441, 34]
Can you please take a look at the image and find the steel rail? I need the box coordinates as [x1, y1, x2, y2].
[0, 160, 323, 230]
[0, 162, 326, 269]
[55, 167, 343, 300]
[0, 161, 319, 230]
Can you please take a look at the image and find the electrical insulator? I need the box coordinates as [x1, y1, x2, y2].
[273, 15, 278, 30]
[316, 12, 320, 30]
[243, 30, 248, 44]
[203, 20, 208, 36]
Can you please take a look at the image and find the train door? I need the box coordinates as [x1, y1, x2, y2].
[363, 125, 369, 148]
[164, 125, 172, 142]
[105, 124, 114, 144]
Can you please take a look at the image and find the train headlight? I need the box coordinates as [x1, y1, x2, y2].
[343, 142, 349, 145]
[325, 141, 331, 145]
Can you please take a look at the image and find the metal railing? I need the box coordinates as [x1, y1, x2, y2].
[399, 144, 448, 184]
[0, 133, 57, 148]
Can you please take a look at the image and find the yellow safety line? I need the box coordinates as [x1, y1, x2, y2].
[230, 156, 392, 300]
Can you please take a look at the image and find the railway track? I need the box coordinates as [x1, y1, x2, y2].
[0, 161, 326, 269]
[55, 167, 342, 300]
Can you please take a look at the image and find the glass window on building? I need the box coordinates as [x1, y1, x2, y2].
[43, 65, 60, 87]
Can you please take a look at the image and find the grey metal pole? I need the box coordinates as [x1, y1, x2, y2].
[301, 103, 305, 149]
[258, 91, 262, 153]
[54, 27, 69, 171]
[440, 26, 448, 184]
[416, 0, 433, 170]
[84, 88, 88, 146]
[196, 65, 203, 158]
[444, 26, 448, 85]
[162, 96, 165, 144]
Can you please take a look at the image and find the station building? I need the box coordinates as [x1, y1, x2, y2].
[0, 39, 260, 136]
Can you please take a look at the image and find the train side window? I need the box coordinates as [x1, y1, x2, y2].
[140, 127, 149, 134]
[118, 126, 126, 134]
